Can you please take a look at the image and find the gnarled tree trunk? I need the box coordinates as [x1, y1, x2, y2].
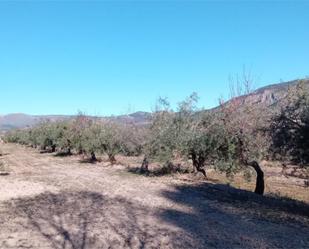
[140, 157, 149, 174]
[91, 151, 97, 162]
[191, 152, 207, 178]
[236, 134, 265, 195]
[248, 160, 264, 195]
[108, 154, 117, 165]
[67, 140, 72, 155]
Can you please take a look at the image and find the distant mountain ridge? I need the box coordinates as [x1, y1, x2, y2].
[0, 112, 152, 131]
[1, 79, 308, 131]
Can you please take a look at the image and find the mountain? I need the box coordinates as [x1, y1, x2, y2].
[236, 79, 308, 107]
[1, 79, 308, 131]
[0, 112, 152, 131]
[0, 114, 39, 131]
[210, 79, 309, 112]
[108, 112, 152, 125]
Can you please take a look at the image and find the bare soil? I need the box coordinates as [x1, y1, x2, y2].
[0, 143, 308, 249]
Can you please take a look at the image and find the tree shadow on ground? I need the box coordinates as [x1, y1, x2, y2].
[39, 150, 54, 154]
[78, 158, 102, 164]
[2, 185, 309, 249]
[53, 151, 73, 157]
[127, 163, 190, 177]
[1, 191, 192, 249]
[159, 182, 309, 249]
[0, 153, 10, 156]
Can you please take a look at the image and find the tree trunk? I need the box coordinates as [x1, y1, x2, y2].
[140, 157, 149, 174]
[196, 166, 207, 178]
[67, 140, 72, 155]
[51, 145, 56, 153]
[236, 134, 264, 195]
[78, 146, 84, 155]
[191, 152, 207, 178]
[108, 154, 116, 165]
[248, 161, 264, 195]
[91, 152, 97, 162]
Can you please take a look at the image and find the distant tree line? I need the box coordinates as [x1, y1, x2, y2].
[3, 79, 308, 195]
[3, 114, 145, 164]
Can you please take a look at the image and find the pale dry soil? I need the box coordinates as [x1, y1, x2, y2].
[0, 144, 308, 249]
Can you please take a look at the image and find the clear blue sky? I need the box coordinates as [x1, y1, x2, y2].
[0, 1, 308, 116]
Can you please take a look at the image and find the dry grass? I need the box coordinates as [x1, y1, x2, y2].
[120, 156, 309, 203]
[205, 169, 309, 203]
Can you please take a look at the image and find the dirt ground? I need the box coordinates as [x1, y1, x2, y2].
[0, 143, 308, 249]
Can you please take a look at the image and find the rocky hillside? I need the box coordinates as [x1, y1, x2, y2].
[211, 79, 309, 112]
[240, 79, 307, 107]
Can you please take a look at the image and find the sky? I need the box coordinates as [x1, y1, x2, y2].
[0, 1, 308, 116]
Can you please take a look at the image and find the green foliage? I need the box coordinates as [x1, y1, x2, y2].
[4, 80, 307, 181]
[69, 114, 92, 154]
[121, 125, 145, 156]
[270, 80, 309, 164]
[143, 98, 176, 163]
[98, 121, 123, 159]
[54, 122, 73, 153]
[80, 121, 102, 158]
[3, 113, 143, 164]
[144, 93, 220, 175]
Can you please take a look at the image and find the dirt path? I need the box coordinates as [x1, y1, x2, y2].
[0, 144, 309, 249]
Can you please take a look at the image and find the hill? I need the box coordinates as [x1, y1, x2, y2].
[234, 79, 308, 107]
[1, 79, 308, 131]
[0, 112, 152, 131]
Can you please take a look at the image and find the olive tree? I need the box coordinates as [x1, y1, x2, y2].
[270, 80, 309, 164]
[4, 129, 31, 145]
[78, 119, 133, 164]
[80, 121, 102, 161]
[70, 113, 93, 155]
[142, 94, 219, 177]
[174, 93, 221, 177]
[141, 97, 177, 172]
[97, 121, 124, 164]
[120, 123, 145, 157]
[22, 123, 53, 151]
[53, 121, 73, 155]
[215, 72, 267, 195]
